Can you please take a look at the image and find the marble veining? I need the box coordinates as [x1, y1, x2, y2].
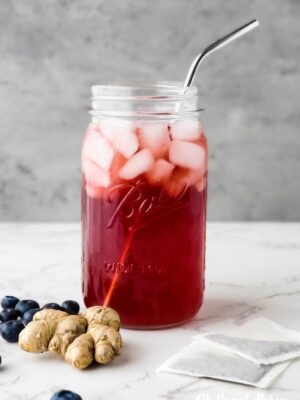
[0, 223, 300, 399]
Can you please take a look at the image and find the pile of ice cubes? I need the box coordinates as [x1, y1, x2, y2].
[81, 119, 207, 198]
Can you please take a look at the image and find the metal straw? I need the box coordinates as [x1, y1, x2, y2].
[184, 19, 259, 88]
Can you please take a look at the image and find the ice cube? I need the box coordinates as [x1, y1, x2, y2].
[163, 169, 188, 198]
[82, 130, 114, 171]
[85, 185, 103, 199]
[119, 149, 155, 180]
[195, 176, 207, 192]
[186, 168, 203, 185]
[110, 152, 128, 183]
[82, 159, 111, 188]
[87, 122, 101, 132]
[146, 159, 175, 185]
[100, 119, 139, 158]
[169, 140, 206, 171]
[170, 120, 203, 141]
[139, 122, 170, 158]
[100, 119, 135, 140]
[112, 131, 139, 159]
[162, 167, 203, 197]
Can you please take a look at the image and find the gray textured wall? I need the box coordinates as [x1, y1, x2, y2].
[0, 0, 299, 221]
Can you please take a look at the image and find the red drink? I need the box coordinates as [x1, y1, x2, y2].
[82, 84, 208, 328]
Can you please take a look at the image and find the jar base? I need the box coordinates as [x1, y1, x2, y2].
[120, 310, 202, 330]
[120, 320, 190, 330]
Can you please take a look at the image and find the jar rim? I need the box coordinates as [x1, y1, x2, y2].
[91, 81, 198, 99]
[90, 81, 201, 119]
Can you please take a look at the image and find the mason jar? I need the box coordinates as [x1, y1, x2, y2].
[81, 82, 208, 328]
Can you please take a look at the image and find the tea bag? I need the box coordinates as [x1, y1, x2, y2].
[194, 318, 300, 365]
[157, 340, 290, 388]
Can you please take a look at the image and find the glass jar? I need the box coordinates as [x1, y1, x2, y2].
[81, 82, 208, 328]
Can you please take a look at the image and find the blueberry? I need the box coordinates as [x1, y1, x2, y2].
[42, 303, 63, 311]
[0, 308, 19, 322]
[1, 296, 19, 309]
[22, 308, 40, 325]
[50, 390, 82, 400]
[15, 300, 40, 316]
[0, 320, 25, 342]
[61, 300, 80, 315]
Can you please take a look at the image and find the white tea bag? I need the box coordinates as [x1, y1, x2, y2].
[157, 340, 290, 388]
[195, 318, 300, 365]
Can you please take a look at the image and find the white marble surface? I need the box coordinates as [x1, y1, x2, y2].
[0, 223, 300, 400]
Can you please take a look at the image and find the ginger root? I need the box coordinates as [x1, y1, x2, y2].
[19, 306, 122, 369]
[88, 321, 122, 364]
[19, 309, 68, 353]
[48, 315, 87, 355]
[65, 333, 94, 369]
[84, 306, 120, 331]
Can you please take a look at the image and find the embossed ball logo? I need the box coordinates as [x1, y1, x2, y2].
[106, 179, 189, 231]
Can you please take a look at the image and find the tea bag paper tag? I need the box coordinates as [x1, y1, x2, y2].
[194, 318, 300, 364]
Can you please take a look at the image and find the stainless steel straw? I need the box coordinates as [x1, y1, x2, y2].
[184, 19, 259, 88]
